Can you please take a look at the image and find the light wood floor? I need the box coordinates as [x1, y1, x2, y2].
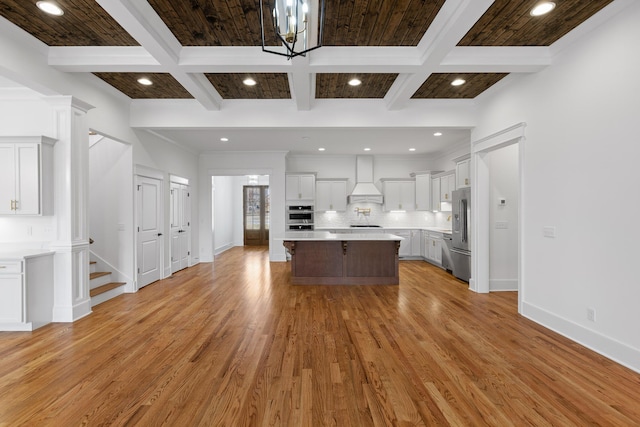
[1, 247, 639, 426]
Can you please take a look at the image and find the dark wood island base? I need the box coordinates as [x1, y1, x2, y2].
[283, 239, 400, 285]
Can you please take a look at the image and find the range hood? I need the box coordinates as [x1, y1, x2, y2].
[348, 156, 384, 204]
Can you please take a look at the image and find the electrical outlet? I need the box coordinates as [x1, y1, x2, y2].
[587, 308, 596, 322]
[543, 226, 556, 238]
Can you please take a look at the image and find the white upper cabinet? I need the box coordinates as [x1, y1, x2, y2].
[431, 177, 441, 211]
[316, 180, 347, 212]
[286, 174, 315, 201]
[456, 158, 471, 188]
[0, 136, 55, 216]
[381, 179, 415, 212]
[439, 173, 455, 202]
[414, 173, 433, 211]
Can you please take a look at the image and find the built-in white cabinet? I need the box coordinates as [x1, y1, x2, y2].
[0, 252, 54, 331]
[286, 174, 315, 201]
[386, 229, 421, 259]
[381, 179, 415, 212]
[431, 177, 441, 211]
[414, 172, 436, 211]
[315, 179, 347, 212]
[424, 231, 444, 266]
[0, 136, 56, 215]
[456, 158, 471, 188]
[410, 229, 421, 256]
[440, 173, 455, 203]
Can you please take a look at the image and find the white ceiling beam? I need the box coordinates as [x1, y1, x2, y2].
[289, 56, 313, 110]
[385, 0, 494, 110]
[437, 46, 552, 73]
[48, 47, 161, 72]
[95, 0, 222, 110]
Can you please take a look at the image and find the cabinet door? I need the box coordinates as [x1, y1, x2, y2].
[456, 159, 470, 188]
[383, 182, 401, 211]
[434, 239, 443, 264]
[286, 175, 300, 200]
[415, 174, 431, 211]
[315, 181, 332, 211]
[299, 175, 315, 200]
[330, 181, 347, 211]
[15, 144, 41, 214]
[0, 145, 16, 215]
[440, 175, 455, 202]
[396, 231, 411, 257]
[400, 182, 416, 212]
[0, 275, 23, 323]
[431, 178, 441, 211]
[421, 231, 428, 258]
[410, 230, 421, 256]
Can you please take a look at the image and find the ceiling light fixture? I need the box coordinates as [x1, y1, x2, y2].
[318, 147, 326, 151]
[364, 148, 371, 152]
[220, 137, 229, 142]
[451, 78, 466, 86]
[137, 78, 153, 86]
[409, 148, 416, 152]
[260, 0, 325, 60]
[36, 1, 64, 16]
[530, 2, 556, 16]
[243, 78, 257, 86]
[434, 132, 443, 136]
[348, 78, 361, 86]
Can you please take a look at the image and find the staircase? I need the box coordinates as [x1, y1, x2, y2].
[89, 261, 125, 307]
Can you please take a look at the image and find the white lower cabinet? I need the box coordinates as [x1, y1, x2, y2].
[386, 229, 421, 259]
[0, 252, 54, 331]
[424, 231, 444, 267]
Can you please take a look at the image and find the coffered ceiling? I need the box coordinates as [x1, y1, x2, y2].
[0, 0, 619, 154]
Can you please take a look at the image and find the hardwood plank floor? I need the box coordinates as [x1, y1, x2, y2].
[1, 246, 639, 426]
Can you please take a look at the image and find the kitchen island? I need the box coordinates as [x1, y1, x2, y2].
[280, 231, 402, 285]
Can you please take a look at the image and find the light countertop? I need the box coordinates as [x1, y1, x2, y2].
[0, 249, 55, 261]
[278, 231, 403, 241]
[315, 226, 452, 234]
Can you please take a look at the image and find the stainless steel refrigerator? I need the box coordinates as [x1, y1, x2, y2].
[451, 187, 471, 282]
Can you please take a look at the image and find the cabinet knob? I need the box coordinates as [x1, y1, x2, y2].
[465, 178, 469, 185]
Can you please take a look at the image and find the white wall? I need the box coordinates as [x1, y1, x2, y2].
[89, 137, 133, 285]
[212, 176, 235, 254]
[488, 144, 519, 291]
[473, 2, 640, 371]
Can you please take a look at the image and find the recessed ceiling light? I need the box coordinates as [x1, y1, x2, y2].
[451, 78, 466, 86]
[409, 148, 416, 152]
[530, 2, 556, 16]
[364, 148, 371, 151]
[220, 137, 229, 142]
[348, 78, 361, 86]
[243, 78, 257, 86]
[137, 78, 153, 86]
[36, 1, 64, 16]
[434, 132, 443, 136]
[318, 147, 326, 151]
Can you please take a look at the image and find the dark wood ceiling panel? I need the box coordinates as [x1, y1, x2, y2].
[0, 0, 138, 46]
[316, 74, 397, 98]
[458, 0, 615, 46]
[412, 73, 508, 99]
[147, 0, 278, 46]
[93, 73, 194, 99]
[205, 73, 291, 99]
[323, 0, 446, 46]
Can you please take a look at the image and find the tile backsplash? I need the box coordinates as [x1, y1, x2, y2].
[315, 203, 452, 229]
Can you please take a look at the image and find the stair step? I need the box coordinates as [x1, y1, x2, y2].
[90, 271, 110, 280]
[90, 282, 125, 298]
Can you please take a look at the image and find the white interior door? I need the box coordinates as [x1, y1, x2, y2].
[137, 176, 162, 288]
[170, 182, 190, 273]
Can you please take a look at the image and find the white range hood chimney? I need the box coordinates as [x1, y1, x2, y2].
[348, 156, 383, 204]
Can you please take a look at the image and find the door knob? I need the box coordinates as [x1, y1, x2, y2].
[158, 233, 163, 236]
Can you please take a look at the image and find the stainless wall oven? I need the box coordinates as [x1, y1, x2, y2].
[287, 205, 314, 230]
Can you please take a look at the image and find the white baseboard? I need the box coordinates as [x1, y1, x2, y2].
[490, 279, 518, 291]
[214, 243, 234, 255]
[522, 301, 640, 374]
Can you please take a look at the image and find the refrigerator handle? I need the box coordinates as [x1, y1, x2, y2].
[461, 199, 467, 243]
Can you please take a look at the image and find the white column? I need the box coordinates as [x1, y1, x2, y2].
[47, 96, 95, 322]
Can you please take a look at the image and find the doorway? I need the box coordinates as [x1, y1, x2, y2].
[136, 174, 163, 288]
[243, 185, 270, 246]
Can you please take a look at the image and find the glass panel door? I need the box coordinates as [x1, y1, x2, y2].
[243, 185, 270, 246]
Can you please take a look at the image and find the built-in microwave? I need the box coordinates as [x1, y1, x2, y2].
[287, 205, 314, 230]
